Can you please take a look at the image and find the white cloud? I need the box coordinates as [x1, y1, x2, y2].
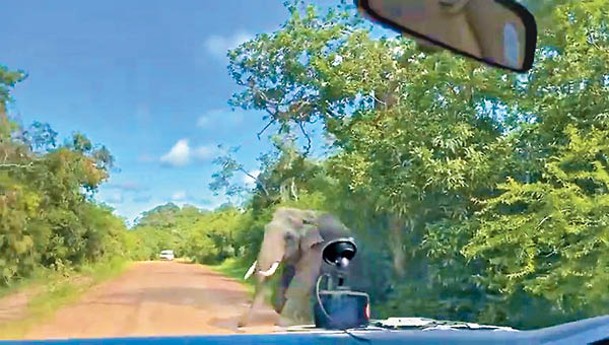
[160, 139, 220, 167]
[132, 194, 152, 203]
[160, 139, 191, 167]
[193, 145, 220, 160]
[243, 169, 261, 188]
[105, 191, 124, 204]
[196, 117, 211, 128]
[204, 32, 253, 58]
[197, 109, 245, 128]
[171, 191, 187, 201]
[106, 181, 147, 192]
[167, 191, 228, 209]
[199, 194, 232, 210]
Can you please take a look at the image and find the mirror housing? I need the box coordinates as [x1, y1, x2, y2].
[355, 0, 537, 73]
[322, 238, 357, 269]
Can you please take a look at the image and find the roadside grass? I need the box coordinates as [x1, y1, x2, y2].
[209, 258, 255, 295]
[177, 257, 281, 306]
[174, 257, 195, 264]
[209, 258, 283, 306]
[0, 257, 130, 340]
[0, 270, 48, 300]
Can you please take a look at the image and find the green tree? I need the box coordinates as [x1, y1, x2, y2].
[1, 64, 133, 285]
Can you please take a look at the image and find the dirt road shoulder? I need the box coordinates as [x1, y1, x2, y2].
[0, 259, 129, 340]
[4, 261, 278, 340]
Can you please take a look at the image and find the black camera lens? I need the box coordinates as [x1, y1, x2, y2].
[323, 239, 357, 267]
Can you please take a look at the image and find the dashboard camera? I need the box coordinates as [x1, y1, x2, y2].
[313, 238, 370, 330]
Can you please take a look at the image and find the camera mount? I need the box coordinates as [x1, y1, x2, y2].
[313, 237, 370, 330]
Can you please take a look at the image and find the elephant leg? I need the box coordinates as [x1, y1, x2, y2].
[278, 296, 314, 327]
[273, 264, 296, 314]
[238, 277, 268, 327]
[280, 245, 322, 326]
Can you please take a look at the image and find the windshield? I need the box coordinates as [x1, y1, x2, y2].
[1, 0, 607, 341]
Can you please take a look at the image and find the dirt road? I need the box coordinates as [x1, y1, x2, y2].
[22, 261, 280, 340]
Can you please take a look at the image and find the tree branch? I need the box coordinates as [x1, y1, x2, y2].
[298, 122, 312, 157]
[238, 167, 270, 197]
[290, 178, 298, 201]
[257, 118, 276, 139]
[0, 162, 34, 169]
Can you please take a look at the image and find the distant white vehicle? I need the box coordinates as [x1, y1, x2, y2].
[159, 250, 175, 261]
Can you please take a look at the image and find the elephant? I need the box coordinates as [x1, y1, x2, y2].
[237, 207, 361, 328]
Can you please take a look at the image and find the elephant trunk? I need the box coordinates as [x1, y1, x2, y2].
[253, 223, 287, 279]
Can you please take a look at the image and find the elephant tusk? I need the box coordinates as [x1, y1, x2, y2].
[244, 260, 258, 280]
[258, 261, 280, 277]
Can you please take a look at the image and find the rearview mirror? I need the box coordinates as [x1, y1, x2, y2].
[356, 0, 537, 73]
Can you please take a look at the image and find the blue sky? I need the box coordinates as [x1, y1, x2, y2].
[1, 0, 349, 224]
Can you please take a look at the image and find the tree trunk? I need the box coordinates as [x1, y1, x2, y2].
[279, 182, 289, 202]
[0, 101, 10, 141]
[290, 178, 298, 201]
[373, 81, 399, 112]
[388, 215, 406, 278]
[373, 74, 407, 279]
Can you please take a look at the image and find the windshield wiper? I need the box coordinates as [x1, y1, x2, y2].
[373, 317, 519, 332]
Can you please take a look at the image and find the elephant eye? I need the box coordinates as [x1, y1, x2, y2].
[284, 233, 295, 241]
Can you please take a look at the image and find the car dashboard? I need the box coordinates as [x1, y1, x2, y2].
[2, 315, 609, 345]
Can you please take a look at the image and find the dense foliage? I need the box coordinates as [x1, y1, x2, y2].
[0, 66, 132, 284]
[206, 0, 608, 329]
[129, 203, 244, 264]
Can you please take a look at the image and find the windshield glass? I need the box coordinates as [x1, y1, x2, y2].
[1, 0, 607, 341]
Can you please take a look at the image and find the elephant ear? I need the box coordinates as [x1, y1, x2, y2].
[300, 224, 324, 251]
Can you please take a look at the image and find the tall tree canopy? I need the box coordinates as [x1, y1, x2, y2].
[205, 0, 609, 329]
